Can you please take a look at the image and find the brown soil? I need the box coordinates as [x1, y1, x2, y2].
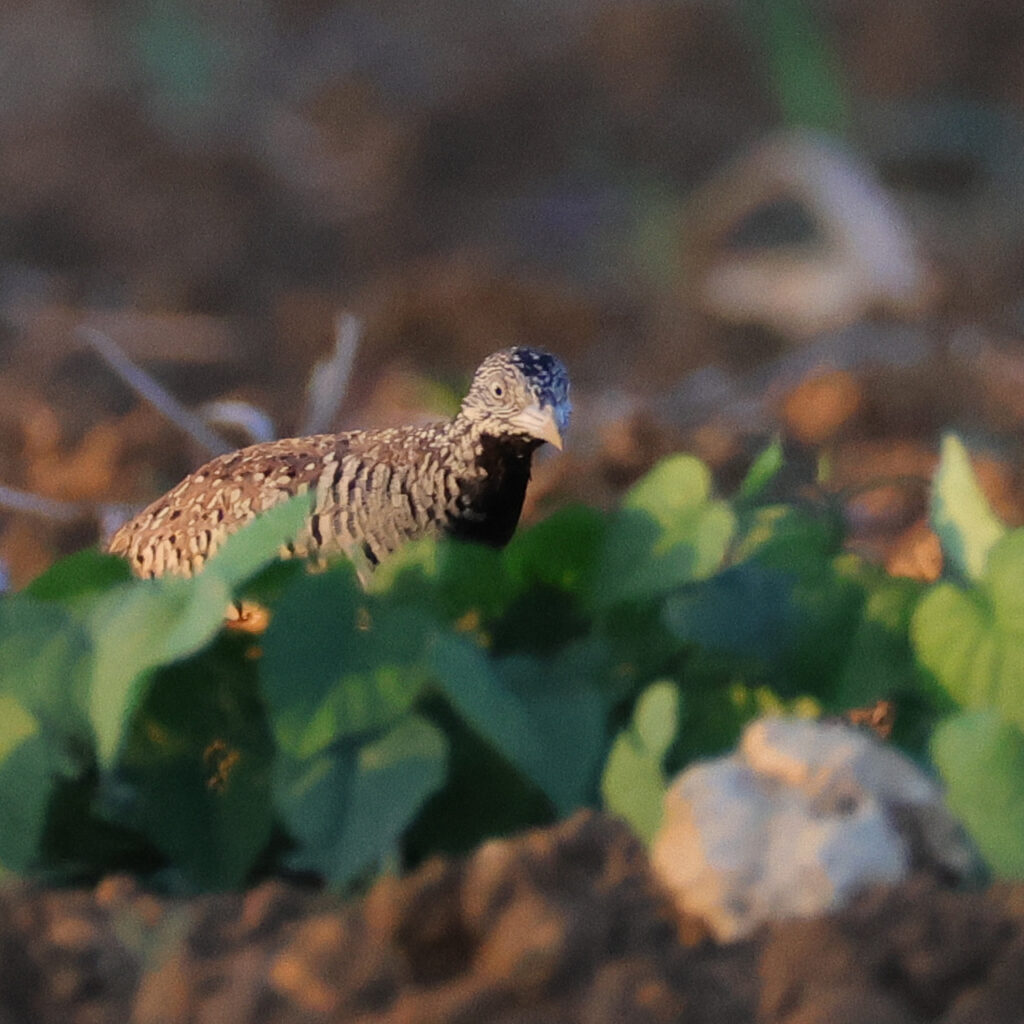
[3, 810, 1020, 1024]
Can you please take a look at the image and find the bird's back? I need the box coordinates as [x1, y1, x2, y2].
[108, 421, 477, 578]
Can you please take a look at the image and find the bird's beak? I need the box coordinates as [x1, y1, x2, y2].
[509, 403, 565, 450]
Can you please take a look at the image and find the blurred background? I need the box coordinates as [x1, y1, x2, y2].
[4, 0, 1024, 586]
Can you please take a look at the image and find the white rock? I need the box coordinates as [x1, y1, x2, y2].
[651, 716, 975, 942]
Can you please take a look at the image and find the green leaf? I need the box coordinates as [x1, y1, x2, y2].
[364, 538, 438, 601]
[593, 455, 735, 607]
[601, 681, 680, 843]
[664, 563, 799, 660]
[733, 504, 841, 575]
[429, 635, 549, 786]
[738, 436, 784, 503]
[931, 434, 1006, 582]
[275, 714, 447, 885]
[834, 568, 940, 754]
[437, 540, 513, 620]
[428, 635, 603, 814]
[260, 568, 432, 755]
[88, 496, 314, 767]
[116, 637, 275, 889]
[0, 596, 93, 742]
[0, 596, 98, 875]
[504, 505, 607, 595]
[494, 650, 608, 812]
[368, 536, 518, 624]
[665, 551, 864, 697]
[982, 530, 1024, 633]
[932, 710, 1024, 877]
[25, 548, 130, 606]
[89, 574, 230, 766]
[632, 680, 680, 760]
[913, 531, 1024, 730]
[0, 694, 66, 872]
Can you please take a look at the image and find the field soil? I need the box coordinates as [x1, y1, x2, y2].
[4, 810, 1020, 1024]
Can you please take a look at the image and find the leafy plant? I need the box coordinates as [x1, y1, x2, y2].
[1, 435, 1023, 889]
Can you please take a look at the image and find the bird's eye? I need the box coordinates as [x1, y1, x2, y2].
[492, 383, 504, 398]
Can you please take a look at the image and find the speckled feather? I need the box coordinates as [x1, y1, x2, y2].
[107, 347, 571, 579]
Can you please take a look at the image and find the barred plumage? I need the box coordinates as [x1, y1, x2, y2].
[107, 347, 571, 579]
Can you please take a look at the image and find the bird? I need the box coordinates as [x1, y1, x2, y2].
[107, 347, 571, 580]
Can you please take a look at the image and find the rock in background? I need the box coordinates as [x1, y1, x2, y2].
[652, 716, 978, 941]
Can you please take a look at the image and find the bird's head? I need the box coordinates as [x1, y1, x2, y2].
[461, 347, 571, 450]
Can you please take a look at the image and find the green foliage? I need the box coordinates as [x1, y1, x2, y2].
[274, 714, 447, 885]
[593, 455, 735, 607]
[4, 433, 1024, 887]
[931, 434, 1006, 583]
[115, 636, 276, 889]
[738, 436, 784, 504]
[601, 681, 680, 842]
[931, 712, 1024, 877]
[913, 531, 1024, 729]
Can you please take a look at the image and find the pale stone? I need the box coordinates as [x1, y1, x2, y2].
[651, 716, 976, 941]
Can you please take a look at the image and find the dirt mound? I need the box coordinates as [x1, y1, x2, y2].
[1, 811, 1021, 1024]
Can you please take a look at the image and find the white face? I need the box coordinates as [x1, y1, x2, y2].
[461, 348, 571, 448]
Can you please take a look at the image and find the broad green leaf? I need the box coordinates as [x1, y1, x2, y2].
[625, 455, 716, 527]
[0, 596, 93, 741]
[368, 536, 517, 624]
[260, 566, 360, 721]
[429, 635, 601, 813]
[116, 639, 275, 889]
[260, 569, 432, 755]
[364, 537, 438, 600]
[0, 695, 37, 761]
[504, 505, 607, 594]
[932, 710, 1024, 877]
[494, 650, 608, 812]
[666, 552, 864, 697]
[429, 635, 549, 789]
[982, 530, 1024, 634]
[931, 434, 1006, 582]
[600, 681, 680, 842]
[913, 532, 1024, 730]
[0, 694, 65, 872]
[733, 504, 841, 575]
[837, 574, 930, 710]
[89, 574, 230, 766]
[321, 715, 447, 883]
[0, 598, 97, 875]
[593, 455, 735, 607]
[402, 702, 553, 858]
[664, 563, 799, 660]
[601, 734, 666, 843]
[632, 680, 680, 760]
[88, 495, 318, 767]
[275, 714, 447, 885]
[25, 548, 130, 607]
[437, 540, 513, 620]
[738, 436, 784, 502]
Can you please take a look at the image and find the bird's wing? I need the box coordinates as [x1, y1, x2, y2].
[107, 427, 423, 576]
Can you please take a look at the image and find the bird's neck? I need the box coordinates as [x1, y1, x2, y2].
[446, 414, 542, 547]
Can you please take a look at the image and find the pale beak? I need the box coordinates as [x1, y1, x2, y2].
[508, 402, 565, 450]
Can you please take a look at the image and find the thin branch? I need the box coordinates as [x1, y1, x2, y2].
[0, 483, 85, 523]
[77, 325, 233, 456]
[200, 400, 277, 445]
[300, 312, 361, 436]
